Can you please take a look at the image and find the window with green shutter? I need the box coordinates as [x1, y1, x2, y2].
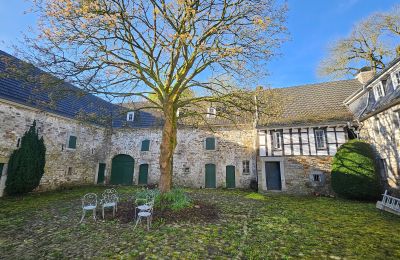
[205, 137, 215, 150]
[141, 139, 150, 151]
[68, 135, 77, 149]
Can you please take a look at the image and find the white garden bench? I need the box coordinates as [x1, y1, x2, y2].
[376, 190, 400, 216]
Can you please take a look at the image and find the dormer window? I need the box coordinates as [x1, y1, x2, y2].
[127, 111, 135, 121]
[207, 107, 216, 118]
[391, 70, 400, 88]
[373, 82, 385, 100]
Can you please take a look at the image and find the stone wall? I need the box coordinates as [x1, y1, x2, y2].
[257, 156, 334, 195]
[110, 126, 257, 189]
[359, 104, 400, 189]
[0, 99, 110, 194]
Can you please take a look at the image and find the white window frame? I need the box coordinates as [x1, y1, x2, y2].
[176, 108, 180, 117]
[391, 70, 400, 89]
[273, 131, 282, 150]
[207, 107, 217, 118]
[373, 82, 385, 100]
[315, 129, 326, 149]
[127, 111, 135, 121]
[394, 110, 400, 128]
[242, 160, 250, 174]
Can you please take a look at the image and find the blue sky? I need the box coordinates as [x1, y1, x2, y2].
[0, 0, 398, 89]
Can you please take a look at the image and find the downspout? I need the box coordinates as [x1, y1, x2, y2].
[253, 94, 258, 183]
[355, 91, 371, 139]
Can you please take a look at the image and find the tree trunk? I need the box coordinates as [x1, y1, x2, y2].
[159, 104, 177, 193]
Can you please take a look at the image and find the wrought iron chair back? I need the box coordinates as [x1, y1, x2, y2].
[82, 193, 97, 208]
[80, 193, 97, 223]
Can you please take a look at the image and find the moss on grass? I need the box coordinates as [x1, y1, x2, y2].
[0, 186, 399, 259]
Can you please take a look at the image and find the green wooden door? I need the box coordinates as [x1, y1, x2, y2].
[205, 164, 216, 188]
[138, 164, 149, 185]
[226, 165, 235, 188]
[110, 155, 134, 185]
[97, 163, 106, 184]
[265, 162, 282, 190]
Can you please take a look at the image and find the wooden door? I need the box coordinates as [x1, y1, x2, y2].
[110, 155, 134, 185]
[138, 164, 149, 185]
[205, 164, 216, 188]
[97, 163, 106, 184]
[226, 165, 235, 188]
[265, 162, 282, 190]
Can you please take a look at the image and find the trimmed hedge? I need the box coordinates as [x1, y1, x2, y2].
[331, 140, 382, 200]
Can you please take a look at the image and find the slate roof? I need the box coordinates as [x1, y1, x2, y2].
[358, 60, 400, 120]
[0, 50, 363, 129]
[0, 50, 160, 128]
[0, 50, 118, 125]
[361, 87, 400, 119]
[258, 79, 363, 128]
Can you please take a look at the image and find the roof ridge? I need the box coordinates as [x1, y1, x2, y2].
[271, 79, 360, 90]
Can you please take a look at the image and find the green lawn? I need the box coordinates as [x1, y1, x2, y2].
[0, 186, 399, 259]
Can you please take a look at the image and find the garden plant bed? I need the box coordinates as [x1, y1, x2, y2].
[1, 186, 400, 259]
[110, 200, 219, 224]
[153, 200, 219, 223]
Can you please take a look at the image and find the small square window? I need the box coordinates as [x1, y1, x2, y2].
[207, 107, 216, 118]
[315, 129, 326, 149]
[242, 160, 250, 174]
[205, 137, 216, 150]
[184, 167, 190, 174]
[141, 140, 150, 151]
[127, 111, 135, 121]
[68, 135, 77, 149]
[310, 171, 324, 186]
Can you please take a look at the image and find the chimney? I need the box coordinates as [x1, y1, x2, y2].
[355, 67, 375, 85]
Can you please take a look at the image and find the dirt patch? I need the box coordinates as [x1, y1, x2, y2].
[153, 201, 219, 223]
[108, 200, 219, 224]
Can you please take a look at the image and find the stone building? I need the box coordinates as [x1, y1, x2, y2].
[256, 80, 361, 194]
[345, 59, 400, 191]
[0, 50, 257, 196]
[2, 49, 398, 197]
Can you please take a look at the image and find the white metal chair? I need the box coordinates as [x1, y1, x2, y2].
[80, 193, 97, 223]
[100, 189, 119, 219]
[134, 198, 154, 231]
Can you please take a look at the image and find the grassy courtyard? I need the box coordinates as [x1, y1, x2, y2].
[1, 186, 399, 259]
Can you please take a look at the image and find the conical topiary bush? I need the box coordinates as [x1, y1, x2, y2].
[5, 120, 46, 195]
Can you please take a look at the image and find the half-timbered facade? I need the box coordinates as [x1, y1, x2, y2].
[256, 80, 362, 194]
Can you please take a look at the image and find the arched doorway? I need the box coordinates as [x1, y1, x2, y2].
[110, 154, 134, 185]
[205, 163, 216, 188]
[226, 165, 235, 188]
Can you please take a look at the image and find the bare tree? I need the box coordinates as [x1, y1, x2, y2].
[319, 5, 400, 78]
[15, 0, 287, 193]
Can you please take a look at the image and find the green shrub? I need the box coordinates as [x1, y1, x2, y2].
[5, 121, 46, 195]
[331, 139, 382, 200]
[156, 188, 192, 211]
[134, 188, 192, 211]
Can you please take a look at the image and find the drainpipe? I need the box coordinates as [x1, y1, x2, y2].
[355, 91, 371, 139]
